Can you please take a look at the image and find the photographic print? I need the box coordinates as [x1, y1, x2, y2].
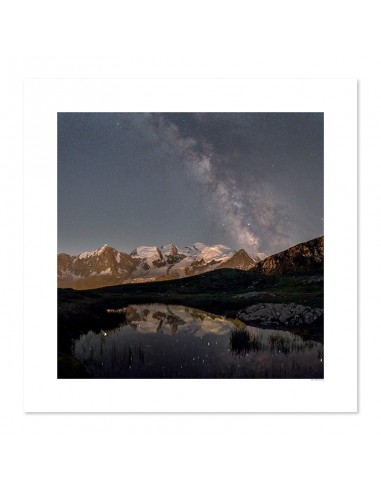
[57, 112, 324, 379]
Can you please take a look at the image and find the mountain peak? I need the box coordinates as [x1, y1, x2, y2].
[130, 245, 158, 257]
[98, 244, 109, 253]
[217, 248, 258, 270]
[192, 242, 207, 250]
[162, 243, 179, 255]
[77, 244, 113, 259]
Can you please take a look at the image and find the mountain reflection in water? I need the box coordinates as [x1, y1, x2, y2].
[73, 304, 323, 379]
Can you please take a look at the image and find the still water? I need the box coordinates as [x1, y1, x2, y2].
[73, 304, 323, 378]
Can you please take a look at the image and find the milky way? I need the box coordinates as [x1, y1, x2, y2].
[58, 112, 323, 256]
[149, 116, 261, 253]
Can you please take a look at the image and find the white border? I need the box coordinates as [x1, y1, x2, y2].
[23, 79, 357, 412]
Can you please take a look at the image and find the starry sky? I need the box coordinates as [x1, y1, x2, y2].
[58, 112, 323, 256]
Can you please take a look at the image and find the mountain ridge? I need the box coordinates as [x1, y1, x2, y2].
[58, 236, 324, 290]
[251, 236, 324, 275]
[58, 242, 259, 289]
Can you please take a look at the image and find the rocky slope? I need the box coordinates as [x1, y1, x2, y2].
[238, 303, 323, 328]
[252, 236, 324, 275]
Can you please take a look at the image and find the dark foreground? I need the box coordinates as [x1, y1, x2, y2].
[58, 268, 324, 378]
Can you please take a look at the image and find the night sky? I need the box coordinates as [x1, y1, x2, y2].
[58, 113, 323, 257]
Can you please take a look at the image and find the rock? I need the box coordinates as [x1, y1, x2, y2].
[237, 303, 323, 327]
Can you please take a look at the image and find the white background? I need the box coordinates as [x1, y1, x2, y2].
[1, 1, 379, 491]
[23, 79, 356, 412]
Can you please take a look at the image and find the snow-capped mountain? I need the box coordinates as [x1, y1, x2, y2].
[58, 244, 138, 289]
[130, 244, 187, 279]
[130, 242, 238, 280]
[57, 242, 260, 289]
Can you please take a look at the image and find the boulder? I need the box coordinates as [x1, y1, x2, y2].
[237, 303, 323, 327]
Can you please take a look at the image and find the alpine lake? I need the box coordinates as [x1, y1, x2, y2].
[71, 303, 323, 379]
